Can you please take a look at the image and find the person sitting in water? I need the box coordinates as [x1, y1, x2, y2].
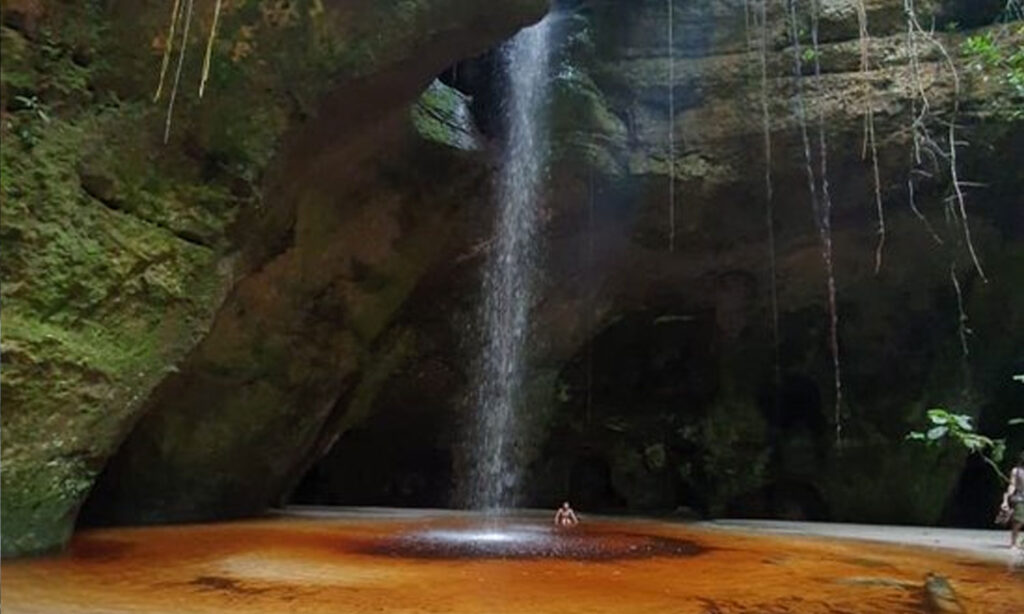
[553, 501, 579, 527]
[1001, 451, 1024, 549]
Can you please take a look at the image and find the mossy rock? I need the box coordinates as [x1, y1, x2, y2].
[1, 0, 546, 556]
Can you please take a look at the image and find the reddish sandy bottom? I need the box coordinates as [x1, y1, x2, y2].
[3, 512, 1022, 613]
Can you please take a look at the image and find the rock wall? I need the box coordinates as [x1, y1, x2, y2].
[2, 0, 1020, 557]
[1, 0, 546, 556]
[297, 0, 1023, 523]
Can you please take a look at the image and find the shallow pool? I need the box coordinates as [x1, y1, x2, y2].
[3, 510, 1021, 613]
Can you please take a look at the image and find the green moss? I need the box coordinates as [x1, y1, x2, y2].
[1, 0, 545, 556]
[962, 26, 1024, 119]
[411, 79, 479, 149]
[0, 28, 234, 555]
[549, 66, 628, 175]
[697, 399, 770, 515]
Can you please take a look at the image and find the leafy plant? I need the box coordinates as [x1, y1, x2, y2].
[962, 26, 1024, 119]
[907, 408, 1022, 483]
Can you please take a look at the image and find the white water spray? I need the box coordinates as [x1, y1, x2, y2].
[467, 14, 556, 510]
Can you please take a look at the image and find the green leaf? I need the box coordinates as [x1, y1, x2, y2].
[961, 433, 990, 452]
[927, 409, 950, 425]
[927, 426, 949, 441]
[1008, 418, 1024, 426]
[951, 414, 973, 432]
[906, 432, 927, 441]
[992, 439, 1006, 463]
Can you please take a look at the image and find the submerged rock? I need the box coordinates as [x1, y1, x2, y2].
[924, 572, 966, 613]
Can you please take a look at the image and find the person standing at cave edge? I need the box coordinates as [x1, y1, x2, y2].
[1001, 451, 1024, 549]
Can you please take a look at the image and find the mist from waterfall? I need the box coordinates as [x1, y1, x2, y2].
[466, 13, 556, 510]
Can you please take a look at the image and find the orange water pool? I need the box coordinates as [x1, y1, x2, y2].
[3, 511, 1022, 613]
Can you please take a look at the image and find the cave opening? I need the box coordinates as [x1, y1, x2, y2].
[6, 0, 1024, 577]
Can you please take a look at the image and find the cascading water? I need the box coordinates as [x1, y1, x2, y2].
[466, 14, 556, 510]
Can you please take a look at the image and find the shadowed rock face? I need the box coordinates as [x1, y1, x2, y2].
[293, 1, 1023, 523]
[1, 0, 546, 556]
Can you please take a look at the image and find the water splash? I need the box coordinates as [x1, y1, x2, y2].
[466, 14, 556, 510]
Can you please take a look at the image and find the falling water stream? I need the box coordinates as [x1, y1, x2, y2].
[467, 14, 556, 510]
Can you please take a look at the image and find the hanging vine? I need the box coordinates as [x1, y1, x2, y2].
[902, 0, 988, 283]
[786, 0, 843, 446]
[744, 0, 781, 383]
[667, 0, 676, 252]
[853, 1, 885, 274]
[154, 0, 234, 141]
[199, 0, 224, 99]
[153, 0, 183, 103]
[163, 0, 195, 144]
[759, 0, 780, 384]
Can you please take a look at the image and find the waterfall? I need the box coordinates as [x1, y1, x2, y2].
[466, 14, 555, 510]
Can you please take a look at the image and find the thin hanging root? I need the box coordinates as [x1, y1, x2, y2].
[667, 0, 676, 252]
[907, 179, 944, 245]
[164, 0, 195, 144]
[854, 0, 886, 274]
[946, 116, 987, 283]
[585, 169, 595, 428]
[199, 0, 224, 99]
[950, 262, 970, 357]
[1005, 0, 1024, 22]
[789, 0, 843, 446]
[867, 111, 885, 273]
[903, 0, 987, 282]
[810, 0, 843, 446]
[154, 0, 184, 102]
[754, 0, 779, 381]
[936, 33, 988, 282]
[742, 0, 756, 51]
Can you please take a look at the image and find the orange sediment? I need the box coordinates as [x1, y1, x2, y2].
[3, 513, 1022, 613]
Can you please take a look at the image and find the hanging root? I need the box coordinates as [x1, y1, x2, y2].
[950, 262, 970, 357]
[788, 0, 843, 446]
[164, 0, 195, 144]
[746, 0, 780, 382]
[154, 0, 184, 102]
[199, 0, 224, 98]
[907, 176, 944, 245]
[759, 0, 779, 382]
[903, 0, 988, 282]
[1004, 0, 1024, 22]
[854, 1, 885, 274]
[667, 0, 676, 252]
[809, 0, 843, 448]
